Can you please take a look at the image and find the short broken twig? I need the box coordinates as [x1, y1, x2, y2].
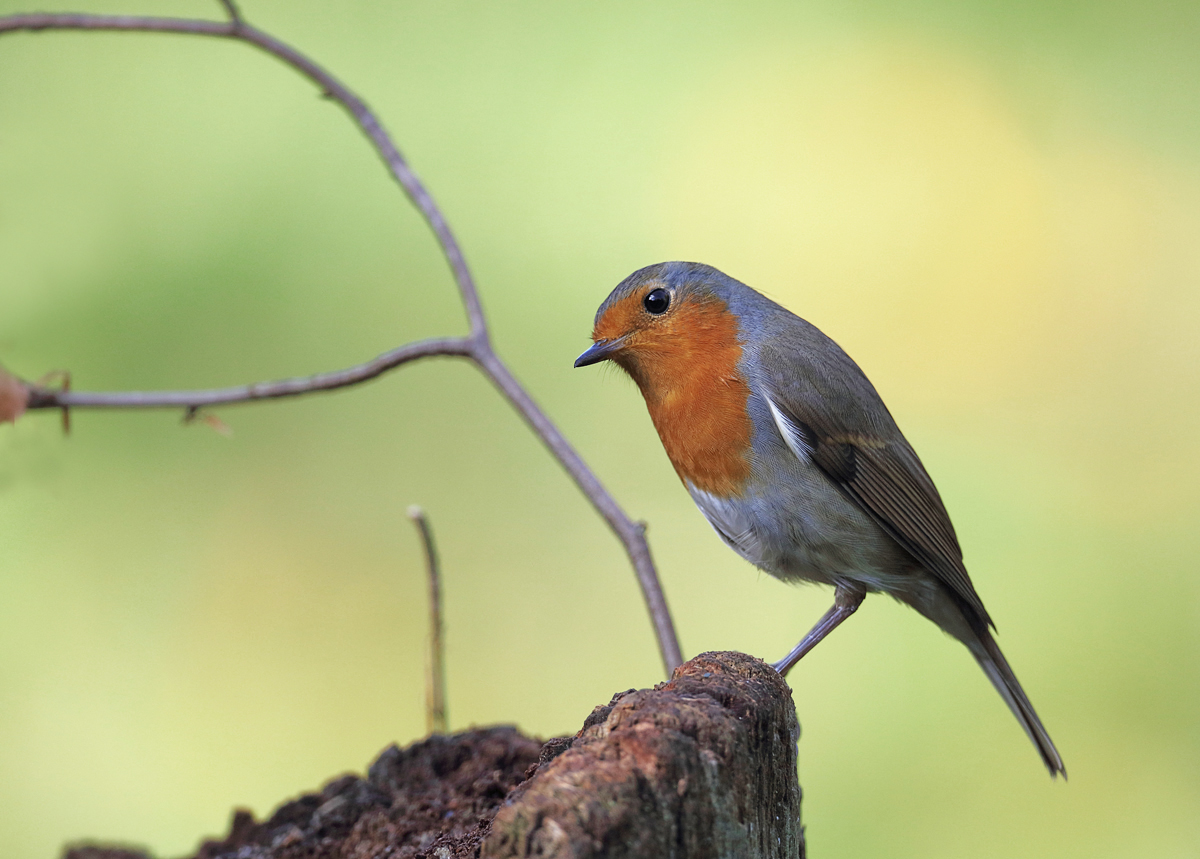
[408, 505, 447, 735]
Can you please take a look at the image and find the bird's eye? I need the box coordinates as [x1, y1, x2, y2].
[643, 288, 670, 315]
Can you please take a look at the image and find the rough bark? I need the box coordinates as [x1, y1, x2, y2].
[62, 651, 802, 859]
[483, 651, 803, 859]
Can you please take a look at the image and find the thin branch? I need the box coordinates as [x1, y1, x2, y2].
[0, 8, 683, 675]
[24, 337, 472, 409]
[474, 351, 682, 671]
[408, 505, 448, 735]
[215, 0, 242, 25]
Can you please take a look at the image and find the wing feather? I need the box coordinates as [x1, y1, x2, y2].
[762, 386, 992, 627]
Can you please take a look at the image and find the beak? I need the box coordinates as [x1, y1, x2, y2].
[574, 337, 626, 368]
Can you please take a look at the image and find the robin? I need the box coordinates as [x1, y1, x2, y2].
[575, 261, 1065, 776]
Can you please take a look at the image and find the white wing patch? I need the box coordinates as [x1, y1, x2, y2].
[686, 483, 764, 566]
[764, 391, 813, 463]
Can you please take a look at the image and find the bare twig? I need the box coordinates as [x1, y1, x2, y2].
[407, 505, 447, 735]
[215, 0, 242, 25]
[0, 8, 683, 674]
[23, 337, 473, 410]
[473, 351, 678, 667]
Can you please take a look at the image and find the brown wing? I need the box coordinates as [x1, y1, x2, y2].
[765, 390, 993, 628]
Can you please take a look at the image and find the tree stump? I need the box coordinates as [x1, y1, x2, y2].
[484, 650, 803, 859]
[63, 651, 803, 859]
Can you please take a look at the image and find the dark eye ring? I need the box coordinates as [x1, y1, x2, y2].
[643, 288, 670, 315]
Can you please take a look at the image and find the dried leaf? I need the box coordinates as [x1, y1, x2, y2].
[0, 365, 29, 424]
[202, 413, 233, 437]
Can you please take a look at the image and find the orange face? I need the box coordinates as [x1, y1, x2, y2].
[590, 281, 754, 497]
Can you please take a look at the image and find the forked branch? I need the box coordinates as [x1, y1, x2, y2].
[0, 5, 683, 674]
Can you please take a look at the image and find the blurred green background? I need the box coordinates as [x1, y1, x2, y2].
[1, 1, 1198, 856]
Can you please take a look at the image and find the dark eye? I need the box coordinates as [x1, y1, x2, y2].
[643, 288, 670, 315]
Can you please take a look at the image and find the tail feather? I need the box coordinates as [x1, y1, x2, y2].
[968, 629, 1066, 778]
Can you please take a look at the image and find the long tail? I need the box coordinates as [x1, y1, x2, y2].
[967, 628, 1066, 778]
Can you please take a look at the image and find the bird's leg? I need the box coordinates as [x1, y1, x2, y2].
[772, 583, 866, 676]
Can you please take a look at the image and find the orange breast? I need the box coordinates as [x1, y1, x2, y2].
[610, 297, 754, 498]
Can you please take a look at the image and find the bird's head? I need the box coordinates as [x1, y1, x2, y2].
[574, 262, 743, 401]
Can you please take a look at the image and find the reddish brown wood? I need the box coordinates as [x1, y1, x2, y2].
[484, 651, 804, 859]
